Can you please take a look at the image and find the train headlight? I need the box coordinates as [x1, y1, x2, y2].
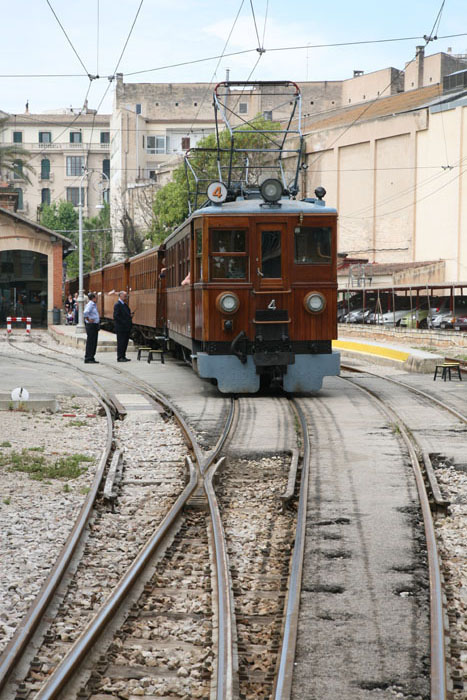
[216, 292, 240, 314]
[304, 292, 326, 314]
[260, 178, 283, 203]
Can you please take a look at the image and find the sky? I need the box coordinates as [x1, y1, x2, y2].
[1, 0, 467, 116]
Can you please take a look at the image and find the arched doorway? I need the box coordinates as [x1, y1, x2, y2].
[0, 250, 48, 327]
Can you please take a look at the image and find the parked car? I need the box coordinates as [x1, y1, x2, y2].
[342, 308, 371, 323]
[400, 297, 449, 328]
[367, 309, 411, 326]
[452, 314, 467, 331]
[432, 297, 467, 329]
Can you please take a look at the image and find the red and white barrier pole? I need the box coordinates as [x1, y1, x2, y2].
[6, 317, 31, 335]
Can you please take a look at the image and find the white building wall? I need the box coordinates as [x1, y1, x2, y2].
[415, 104, 467, 281]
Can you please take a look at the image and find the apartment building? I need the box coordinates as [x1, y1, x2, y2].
[0, 107, 110, 222]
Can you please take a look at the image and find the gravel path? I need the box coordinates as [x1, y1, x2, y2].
[0, 395, 106, 654]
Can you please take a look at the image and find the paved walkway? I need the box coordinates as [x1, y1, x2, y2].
[334, 336, 444, 372]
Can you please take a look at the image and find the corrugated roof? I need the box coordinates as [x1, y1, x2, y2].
[303, 84, 442, 133]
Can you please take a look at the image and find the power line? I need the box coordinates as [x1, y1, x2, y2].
[249, 0, 262, 49]
[1, 31, 467, 80]
[45, 0, 90, 77]
[112, 0, 145, 76]
[188, 0, 245, 135]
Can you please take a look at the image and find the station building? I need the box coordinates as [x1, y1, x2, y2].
[0, 186, 73, 327]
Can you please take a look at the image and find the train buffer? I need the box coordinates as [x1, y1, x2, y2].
[433, 362, 462, 381]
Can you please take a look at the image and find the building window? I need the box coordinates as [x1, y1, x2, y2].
[14, 188, 23, 209]
[100, 131, 110, 144]
[41, 188, 51, 206]
[13, 160, 24, 179]
[239, 102, 248, 114]
[136, 104, 142, 114]
[66, 156, 85, 176]
[102, 159, 110, 179]
[263, 111, 272, 121]
[39, 131, 52, 143]
[148, 170, 156, 180]
[13, 131, 22, 143]
[147, 136, 166, 154]
[66, 187, 85, 206]
[181, 137, 190, 150]
[69, 131, 82, 144]
[41, 159, 50, 180]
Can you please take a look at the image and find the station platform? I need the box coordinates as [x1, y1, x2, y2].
[333, 336, 443, 372]
[48, 324, 134, 352]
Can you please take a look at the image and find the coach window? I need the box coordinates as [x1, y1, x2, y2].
[194, 228, 202, 280]
[294, 226, 332, 264]
[261, 230, 281, 277]
[209, 229, 247, 280]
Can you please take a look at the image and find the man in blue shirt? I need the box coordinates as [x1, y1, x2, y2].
[83, 292, 100, 363]
[113, 290, 133, 362]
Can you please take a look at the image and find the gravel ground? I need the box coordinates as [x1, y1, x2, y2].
[434, 459, 467, 698]
[0, 395, 107, 654]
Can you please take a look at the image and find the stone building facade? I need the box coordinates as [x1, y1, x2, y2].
[0, 108, 110, 222]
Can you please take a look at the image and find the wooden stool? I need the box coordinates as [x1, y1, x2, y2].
[147, 349, 164, 364]
[137, 347, 152, 361]
[433, 362, 462, 381]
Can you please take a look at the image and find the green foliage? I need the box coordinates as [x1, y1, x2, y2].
[40, 201, 112, 280]
[2, 497, 11, 505]
[40, 201, 78, 232]
[151, 115, 282, 242]
[0, 449, 93, 480]
[0, 441, 12, 448]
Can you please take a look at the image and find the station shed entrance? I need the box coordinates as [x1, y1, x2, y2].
[0, 189, 73, 327]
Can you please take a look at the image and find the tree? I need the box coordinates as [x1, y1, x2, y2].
[40, 201, 112, 279]
[151, 115, 283, 243]
[0, 116, 34, 183]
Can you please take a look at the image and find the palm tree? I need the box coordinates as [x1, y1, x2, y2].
[0, 116, 34, 183]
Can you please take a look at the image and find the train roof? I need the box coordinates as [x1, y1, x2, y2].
[194, 198, 337, 216]
[164, 197, 337, 246]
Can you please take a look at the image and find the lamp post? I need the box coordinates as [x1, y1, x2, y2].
[76, 169, 89, 333]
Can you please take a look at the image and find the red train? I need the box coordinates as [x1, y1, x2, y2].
[67, 181, 340, 393]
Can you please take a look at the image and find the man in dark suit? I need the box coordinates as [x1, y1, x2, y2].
[113, 291, 133, 362]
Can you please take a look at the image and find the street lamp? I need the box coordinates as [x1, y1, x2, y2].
[76, 169, 89, 333]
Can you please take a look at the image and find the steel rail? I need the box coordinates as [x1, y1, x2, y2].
[205, 456, 239, 700]
[341, 362, 467, 424]
[0, 396, 114, 694]
[273, 399, 311, 699]
[341, 376, 448, 700]
[35, 456, 199, 699]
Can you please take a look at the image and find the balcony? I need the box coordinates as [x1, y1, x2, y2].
[24, 142, 110, 151]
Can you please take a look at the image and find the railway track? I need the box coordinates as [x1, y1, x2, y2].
[340, 362, 467, 699]
[3, 335, 461, 698]
[1, 336, 312, 698]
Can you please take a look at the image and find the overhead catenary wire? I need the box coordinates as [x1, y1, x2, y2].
[1, 31, 467, 80]
[45, 0, 90, 78]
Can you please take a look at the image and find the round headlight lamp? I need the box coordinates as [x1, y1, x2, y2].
[216, 292, 240, 314]
[260, 178, 283, 203]
[304, 291, 326, 314]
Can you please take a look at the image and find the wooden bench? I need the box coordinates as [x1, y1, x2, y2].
[137, 347, 152, 361]
[433, 362, 462, 381]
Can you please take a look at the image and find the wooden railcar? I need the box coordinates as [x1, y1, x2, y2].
[101, 260, 128, 320]
[163, 196, 339, 392]
[128, 248, 166, 335]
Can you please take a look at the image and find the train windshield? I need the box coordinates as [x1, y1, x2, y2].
[261, 230, 281, 278]
[294, 226, 331, 264]
[209, 229, 248, 279]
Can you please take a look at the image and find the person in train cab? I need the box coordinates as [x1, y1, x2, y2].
[113, 290, 134, 362]
[83, 292, 100, 364]
[181, 272, 191, 285]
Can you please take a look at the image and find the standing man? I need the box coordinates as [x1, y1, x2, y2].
[83, 292, 100, 364]
[113, 290, 133, 362]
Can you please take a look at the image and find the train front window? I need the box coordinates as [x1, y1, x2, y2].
[209, 228, 248, 280]
[294, 226, 332, 264]
[261, 230, 281, 278]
